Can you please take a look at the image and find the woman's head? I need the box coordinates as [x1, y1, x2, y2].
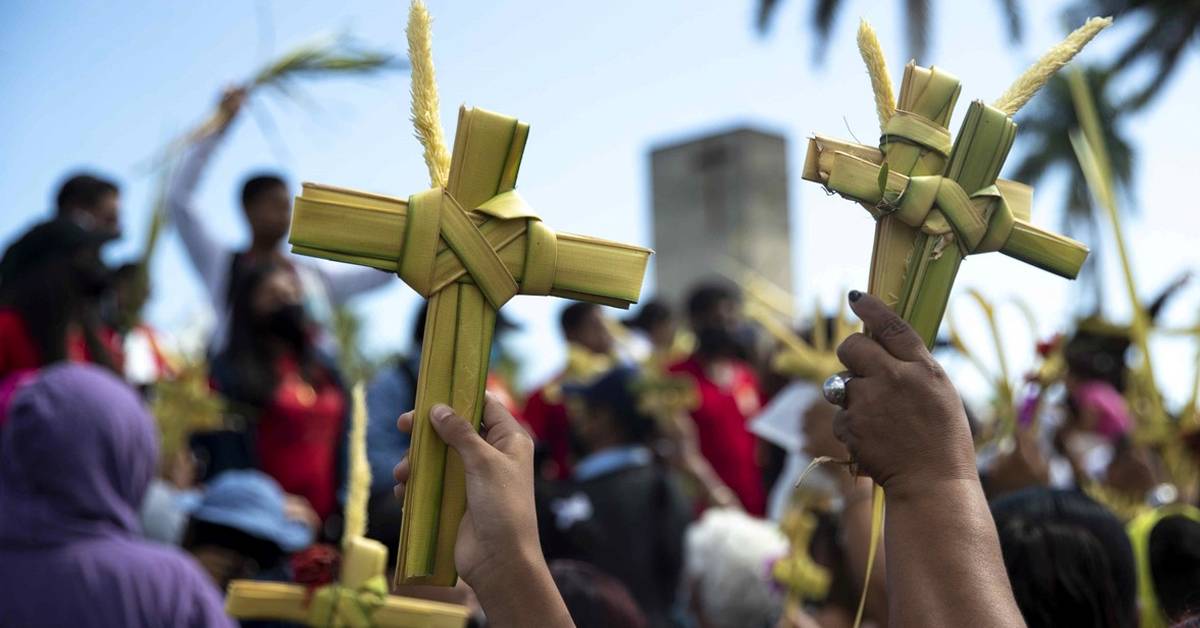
[992, 487, 1136, 628]
[229, 263, 306, 348]
[0, 219, 114, 366]
[684, 508, 788, 628]
[0, 364, 157, 543]
[223, 263, 312, 405]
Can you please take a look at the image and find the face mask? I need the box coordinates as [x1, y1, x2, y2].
[696, 325, 748, 361]
[260, 304, 308, 348]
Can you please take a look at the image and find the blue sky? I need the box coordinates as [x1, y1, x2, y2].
[1, 1, 1197, 407]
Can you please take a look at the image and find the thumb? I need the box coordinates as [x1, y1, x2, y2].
[428, 404, 490, 467]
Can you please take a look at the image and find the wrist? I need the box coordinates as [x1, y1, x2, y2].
[467, 540, 545, 595]
[469, 549, 570, 627]
[883, 470, 981, 505]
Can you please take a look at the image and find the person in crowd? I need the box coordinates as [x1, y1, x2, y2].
[623, 299, 690, 366]
[1129, 504, 1200, 628]
[167, 87, 391, 354]
[669, 280, 766, 515]
[393, 395, 575, 628]
[549, 559, 649, 628]
[684, 508, 792, 628]
[0, 364, 231, 627]
[540, 365, 693, 627]
[0, 218, 121, 386]
[107, 261, 178, 387]
[991, 487, 1137, 628]
[210, 262, 347, 527]
[181, 470, 316, 590]
[54, 171, 122, 237]
[524, 301, 620, 479]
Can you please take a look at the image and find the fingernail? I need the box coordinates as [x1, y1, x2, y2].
[430, 405, 453, 423]
[849, 290, 863, 302]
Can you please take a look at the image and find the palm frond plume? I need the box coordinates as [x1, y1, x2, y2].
[159, 32, 403, 161]
[407, 0, 452, 188]
[856, 19, 895, 131]
[994, 16, 1112, 116]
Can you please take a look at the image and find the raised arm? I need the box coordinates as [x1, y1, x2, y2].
[833, 292, 1024, 628]
[166, 88, 245, 303]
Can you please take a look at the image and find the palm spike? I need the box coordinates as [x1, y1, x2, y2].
[993, 16, 1111, 116]
[856, 19, 895, 131]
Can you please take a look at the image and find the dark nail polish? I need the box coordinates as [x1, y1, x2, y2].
[849, 290, 863, 302]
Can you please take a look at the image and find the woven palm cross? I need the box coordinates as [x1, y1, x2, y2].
[288, 2, 650, 586]
[803, 17, 1111, 347]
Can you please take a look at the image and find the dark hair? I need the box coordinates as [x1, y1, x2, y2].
[992, 488, 1136, 628]
[216, 263, 317, 407]
[412, 301, 428, 348]
[55, 173, 118, 214]
[685, 280, 740, 321]
[183, 518, 286, 572]
[240, 173, 287, 209]
[0, 230, 113, 370]
[577, 367, 658, 446]
[549, 560, 648, 628]
[1150, 514, 1200, 621]
[560, 302, 598, 336]
[623, 300, 672, 333]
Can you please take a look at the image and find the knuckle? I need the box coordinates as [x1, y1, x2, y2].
[836, 334, 864, 361]
[877, 316, 908, 340]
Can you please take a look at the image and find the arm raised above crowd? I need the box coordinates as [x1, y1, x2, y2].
[834, 292, 1024, 628]
[165, 87, 246, 303]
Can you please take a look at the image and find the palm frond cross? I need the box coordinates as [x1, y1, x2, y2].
[804, 18, 1111, 346]
[285, 1, 651, 586]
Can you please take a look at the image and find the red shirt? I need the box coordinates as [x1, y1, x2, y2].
[0, 308, 124, 380]
[523, 384, 572, 479]
[669, 356, 766, 515]
[255, 355, 346, 521]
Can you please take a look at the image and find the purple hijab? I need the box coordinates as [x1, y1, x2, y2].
[0, 364, 232, 627]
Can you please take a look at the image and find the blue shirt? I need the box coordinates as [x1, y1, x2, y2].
[365, 354, 420, 494]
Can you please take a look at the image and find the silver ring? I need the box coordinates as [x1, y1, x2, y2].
[822, 371, 856, 407]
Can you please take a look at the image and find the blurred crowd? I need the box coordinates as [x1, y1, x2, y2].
[1, 87, 1199, 628]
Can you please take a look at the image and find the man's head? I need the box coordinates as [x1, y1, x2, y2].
[561, 302, 615, 356]
[55, 173, 121, 237]
[685, 281, 747, 360]
[567, 366, 657, 455]
[623, 300, 677, 350]
[240, 173, 291, 247]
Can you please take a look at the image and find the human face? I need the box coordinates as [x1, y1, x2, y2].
[250, 269, 303, 319]
[575, 308, 615, 356]
[91, 191, 121, 237]
[245, 185, 292, 246]
[697, 297, 741, 333]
